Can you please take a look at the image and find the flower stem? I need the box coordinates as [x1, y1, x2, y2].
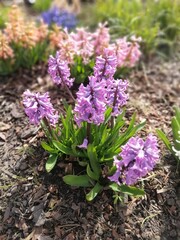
[87, 123, 91, 143]
[111, 86, 118, 129]
[64, 83, 76, 102]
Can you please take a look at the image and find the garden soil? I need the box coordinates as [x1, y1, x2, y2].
[0, 56, 180, 240]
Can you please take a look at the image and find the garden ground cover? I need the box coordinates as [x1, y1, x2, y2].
[0, 54, 179, 239]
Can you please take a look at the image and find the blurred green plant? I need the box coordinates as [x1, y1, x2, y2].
[157, 107, 180, 169]
[79, 0, 180, 56]
[32, 0, 52, 13]
[0, 6, 10, 28]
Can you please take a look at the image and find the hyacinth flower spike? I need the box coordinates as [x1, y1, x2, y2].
[23, 90, 59, 142]
[48, 51, 75, 102]
[109, 134, 159, 185]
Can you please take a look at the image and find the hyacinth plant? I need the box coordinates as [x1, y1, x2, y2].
[41, 6, 77, 30]
[23, 47, 160, 202]
[157, 107, 180, 169]
[0, 5, 49, 75]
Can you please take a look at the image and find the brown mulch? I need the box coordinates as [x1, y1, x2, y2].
[0, 56, 180, 240]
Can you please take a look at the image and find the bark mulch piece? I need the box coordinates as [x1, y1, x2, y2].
[0, 57, 180, 240]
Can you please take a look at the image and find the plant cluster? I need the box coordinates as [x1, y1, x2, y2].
[0, 5, 49, 75]
[157, 107, 180, 169]
[80, 0, 180, 55]
[0, 6, 141, 80]
[22, 44, 160, 202]
[48, 24, 141, 84]
[41, 6, 77, 30]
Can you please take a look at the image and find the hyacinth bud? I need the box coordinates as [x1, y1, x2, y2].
[23, 90, 59, 126]
[109, 134, 159, 185]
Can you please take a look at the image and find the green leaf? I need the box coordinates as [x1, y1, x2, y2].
[45, 154, 58, 172]
[86, 182, 103, 201]
[63, 175, 92, 187]
[52, 140, 74, 155]
[87, 144, 100, 178]
[109, 182, 120, 192]
[175, 107, 180, 123]
[156, 129, 172, 151]
[119, 185, 145, 197]
[41, 141, 58, 153]
[172, 117, 180, 150]
[87, 164, 99, 180]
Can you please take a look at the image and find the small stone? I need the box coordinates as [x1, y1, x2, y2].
[20, 162, 28, 171]
[170, 229, 177, 237]
[167, 198, 175, 206]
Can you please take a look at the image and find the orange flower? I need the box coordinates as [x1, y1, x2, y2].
[0, 32, 14, 59]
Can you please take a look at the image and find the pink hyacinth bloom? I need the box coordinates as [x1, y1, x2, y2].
[109, 134, 160, 185]
[70, 28, 94, 64]
[114, 36, 141, 68]
[23, 90, 58, 126]
[93, 22, 110, 56]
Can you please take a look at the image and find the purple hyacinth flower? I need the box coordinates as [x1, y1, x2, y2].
[106, 79, 129, 116]
[93, 48, 117, 82]
[74, 76, 106, 126]
[23, 90, 58, 126]
[78, 138, 88, 149]
[109, 134, 160, 185]
[48, 51, 74, 88]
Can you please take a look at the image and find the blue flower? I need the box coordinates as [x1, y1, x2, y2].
[41, 7, 77, 30]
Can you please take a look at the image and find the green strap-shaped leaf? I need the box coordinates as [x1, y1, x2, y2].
[119, 185, 145, 197]
[52, 140, 74, 155]
[171, 117, 180, 150]
[41, 141, 58, 153]
[175, 107, 180, 123]
[156, 129, 172, 151]
[87, 164, 99, 181]
[87, 144, 100, 178]
[63, 175, 92, 187]
[46, 154, 58, 172]
[86, 182, 103, 201]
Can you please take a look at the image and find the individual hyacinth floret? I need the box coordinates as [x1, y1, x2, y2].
[74, 76, 106, 126]
[109, 134, 159, 185]
[48, 51, 74, 87]
[106, 79, 129, 116]
[23, 90, 58, 126]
